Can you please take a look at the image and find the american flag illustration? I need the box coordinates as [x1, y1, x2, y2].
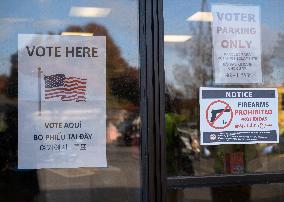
[44, 74, 87, 102]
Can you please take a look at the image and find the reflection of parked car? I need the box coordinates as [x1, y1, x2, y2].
[174, 124, 200, 175]
[262, 136, 284, 154]
[177, 126, 200, 160]
[117, 116, 140, 146]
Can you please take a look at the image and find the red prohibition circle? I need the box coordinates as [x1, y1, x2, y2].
[205, 100, 233, 129]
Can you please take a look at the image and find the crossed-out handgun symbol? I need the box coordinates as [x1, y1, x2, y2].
[206, 100, 233, 129]
[210, 108, 231, 124]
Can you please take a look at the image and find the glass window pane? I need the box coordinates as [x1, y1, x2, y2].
[164, 0, 284, 177]
[0, 0, 140, 201]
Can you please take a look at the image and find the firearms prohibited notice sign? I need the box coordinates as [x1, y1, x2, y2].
[200, 87, 279, 145]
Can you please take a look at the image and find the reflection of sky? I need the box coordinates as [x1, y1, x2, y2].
[165, 0, 284, 34]
[164, 0, 284, 85]
[0, 0, 139, 75]
[2, 0, 284, 84]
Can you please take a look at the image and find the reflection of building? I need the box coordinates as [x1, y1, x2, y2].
[278, 87, 284, 134]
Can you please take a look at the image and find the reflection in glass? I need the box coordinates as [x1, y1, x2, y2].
[165, 0, 284, 201]
[0, 0, 140, 201]
[165, 0, 284, 177]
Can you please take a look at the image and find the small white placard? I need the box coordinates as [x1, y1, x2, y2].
[212, 4, 262, 84]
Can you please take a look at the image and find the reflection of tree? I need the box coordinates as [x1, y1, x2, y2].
[271, 33, 284, 84]
[173, 28, 212, 98]
[65, 23, 139, 106]
[0, 75, 7, 94]
[64, 23, 139, 146]
[7, 54, 18, 98]
[170, 1, 212, 99]
[165, 83, 183, 113]
[274, 33, 284, 59]
[0, 52, 18, 170]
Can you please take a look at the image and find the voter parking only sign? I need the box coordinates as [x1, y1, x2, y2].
[212, 4, 262, 84]
[200, 87, 279, 145]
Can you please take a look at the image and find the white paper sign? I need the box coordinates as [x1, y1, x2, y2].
[212, 4, 262, 84]
[200, 87, 279, 145]
[18, 34, 107, 169]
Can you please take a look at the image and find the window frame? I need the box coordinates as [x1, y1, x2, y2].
[139, 0, 166, 201]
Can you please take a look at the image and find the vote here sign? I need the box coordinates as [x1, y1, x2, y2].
[200, 87, 279, 145]
[212, 4, 262, 84]
[18, 34, 107, 169]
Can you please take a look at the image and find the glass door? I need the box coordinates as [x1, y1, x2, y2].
[164, 0, 284, 201]
[0, 0, 140, 201]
